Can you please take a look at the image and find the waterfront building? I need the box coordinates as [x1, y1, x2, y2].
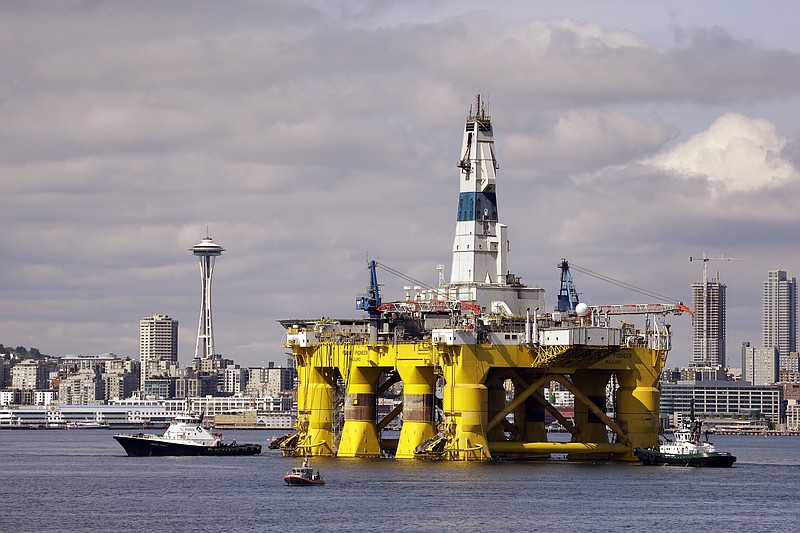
[0, 389, 20, 406]
[690, 278, 727, 368]
[139, 314, 179, 392]
[0, 403, 176, 428]
[56, 354, 140, 401]
[774, 370, 800, 403]
[196, 353, 233, 374]
[763, 270, 797, 370]
[33, 390, 58, 406]
[660, 381, 783, 425]
[103, 372, 139, 402]
[779, 370, 800, 383]
[778, 382, 800, 402]
[726, 367, 743, 381]
[58, 368, 105, 404]
[161, 394, 295, 428]
[174, 374, 217, 399]
[223, 364, 247, 394]
[190, 234, 225, 370]
[1, 394, 296, 429]
[786, 399, 800, 431]
[662, 366, 726, 382]
[61, 353, 118, 370]
[0, 359, 10, 388]
[741, 342, 779, 386]
[246, 364, 295, 397]
[786, 352, 800, 372]
[10, 359, 49, 390]
[141, 377, 176, 400]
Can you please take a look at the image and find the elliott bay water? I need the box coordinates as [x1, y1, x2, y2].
[1, 430, 798, 532]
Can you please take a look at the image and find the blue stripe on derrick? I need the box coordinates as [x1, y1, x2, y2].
[457, 192, 498, 222]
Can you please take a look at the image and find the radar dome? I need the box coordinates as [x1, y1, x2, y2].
[575, 302, 589, 317]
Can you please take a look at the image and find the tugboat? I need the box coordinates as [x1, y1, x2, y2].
[634, 405, 736, 467]
[113, 413, 261, 457]
[284, 456, 325, 486]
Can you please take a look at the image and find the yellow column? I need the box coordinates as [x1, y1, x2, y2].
[616, 347, 664, 457]
[450, 383, 490, 460]
[395, 362, 437, 459]
[295, 357, 336, 457]
[442, 347, 491, 460]
[337, 366, 383, 457]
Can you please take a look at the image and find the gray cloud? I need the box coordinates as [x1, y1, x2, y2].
[2, 3, 799, 367]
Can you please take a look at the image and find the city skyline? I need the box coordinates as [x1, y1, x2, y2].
[3, 2, 800, 367]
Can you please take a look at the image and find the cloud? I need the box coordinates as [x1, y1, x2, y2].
[505, 108, 677, 174]
[647, 112, 800, 193]
[2, 3, 800, 368]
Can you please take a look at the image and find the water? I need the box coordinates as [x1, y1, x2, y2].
[1, 430, 798, 532]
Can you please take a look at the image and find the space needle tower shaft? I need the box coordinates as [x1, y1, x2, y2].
[190, 234, 225, 367]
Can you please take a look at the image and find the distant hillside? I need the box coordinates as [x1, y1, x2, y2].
[0, 344, 48, 359]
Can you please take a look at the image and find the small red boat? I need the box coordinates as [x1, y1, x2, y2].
[284, 457, 325, 486]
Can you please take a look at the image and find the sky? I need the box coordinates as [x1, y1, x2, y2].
[2, 1, 800, 369]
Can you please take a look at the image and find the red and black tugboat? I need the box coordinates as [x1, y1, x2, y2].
[284, 456, 325, 486]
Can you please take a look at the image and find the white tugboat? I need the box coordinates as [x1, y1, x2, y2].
[634, 406, 736, 467]
[114, 413, 261, 456]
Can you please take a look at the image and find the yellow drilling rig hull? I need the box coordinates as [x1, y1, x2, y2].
[286, 334, 666, 461]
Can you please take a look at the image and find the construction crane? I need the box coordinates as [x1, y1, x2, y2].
[689, 251, 742, 287]
[688, 251, 742, 366]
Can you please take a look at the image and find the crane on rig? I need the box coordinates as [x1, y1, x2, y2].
[557, 259, 581, 316]
[554, 260, 690, 353]
[559, 260, 691, 319]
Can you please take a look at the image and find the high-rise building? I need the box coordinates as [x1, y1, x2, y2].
[10, 359, 48, 390]
[139, 314, 178, 390]
[690, 278, 726, 368]
[190, 234, 225, 369]
[762, 270, 797, 370]
[223, 364, 247, 394]
[741, 342, 779, 386]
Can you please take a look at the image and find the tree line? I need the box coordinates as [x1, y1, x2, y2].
[0, 344, 47, 359]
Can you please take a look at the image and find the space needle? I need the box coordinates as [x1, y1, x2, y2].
[190, 233, 225, 370]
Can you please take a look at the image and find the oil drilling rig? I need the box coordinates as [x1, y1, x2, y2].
[279, 96, 688, 461]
